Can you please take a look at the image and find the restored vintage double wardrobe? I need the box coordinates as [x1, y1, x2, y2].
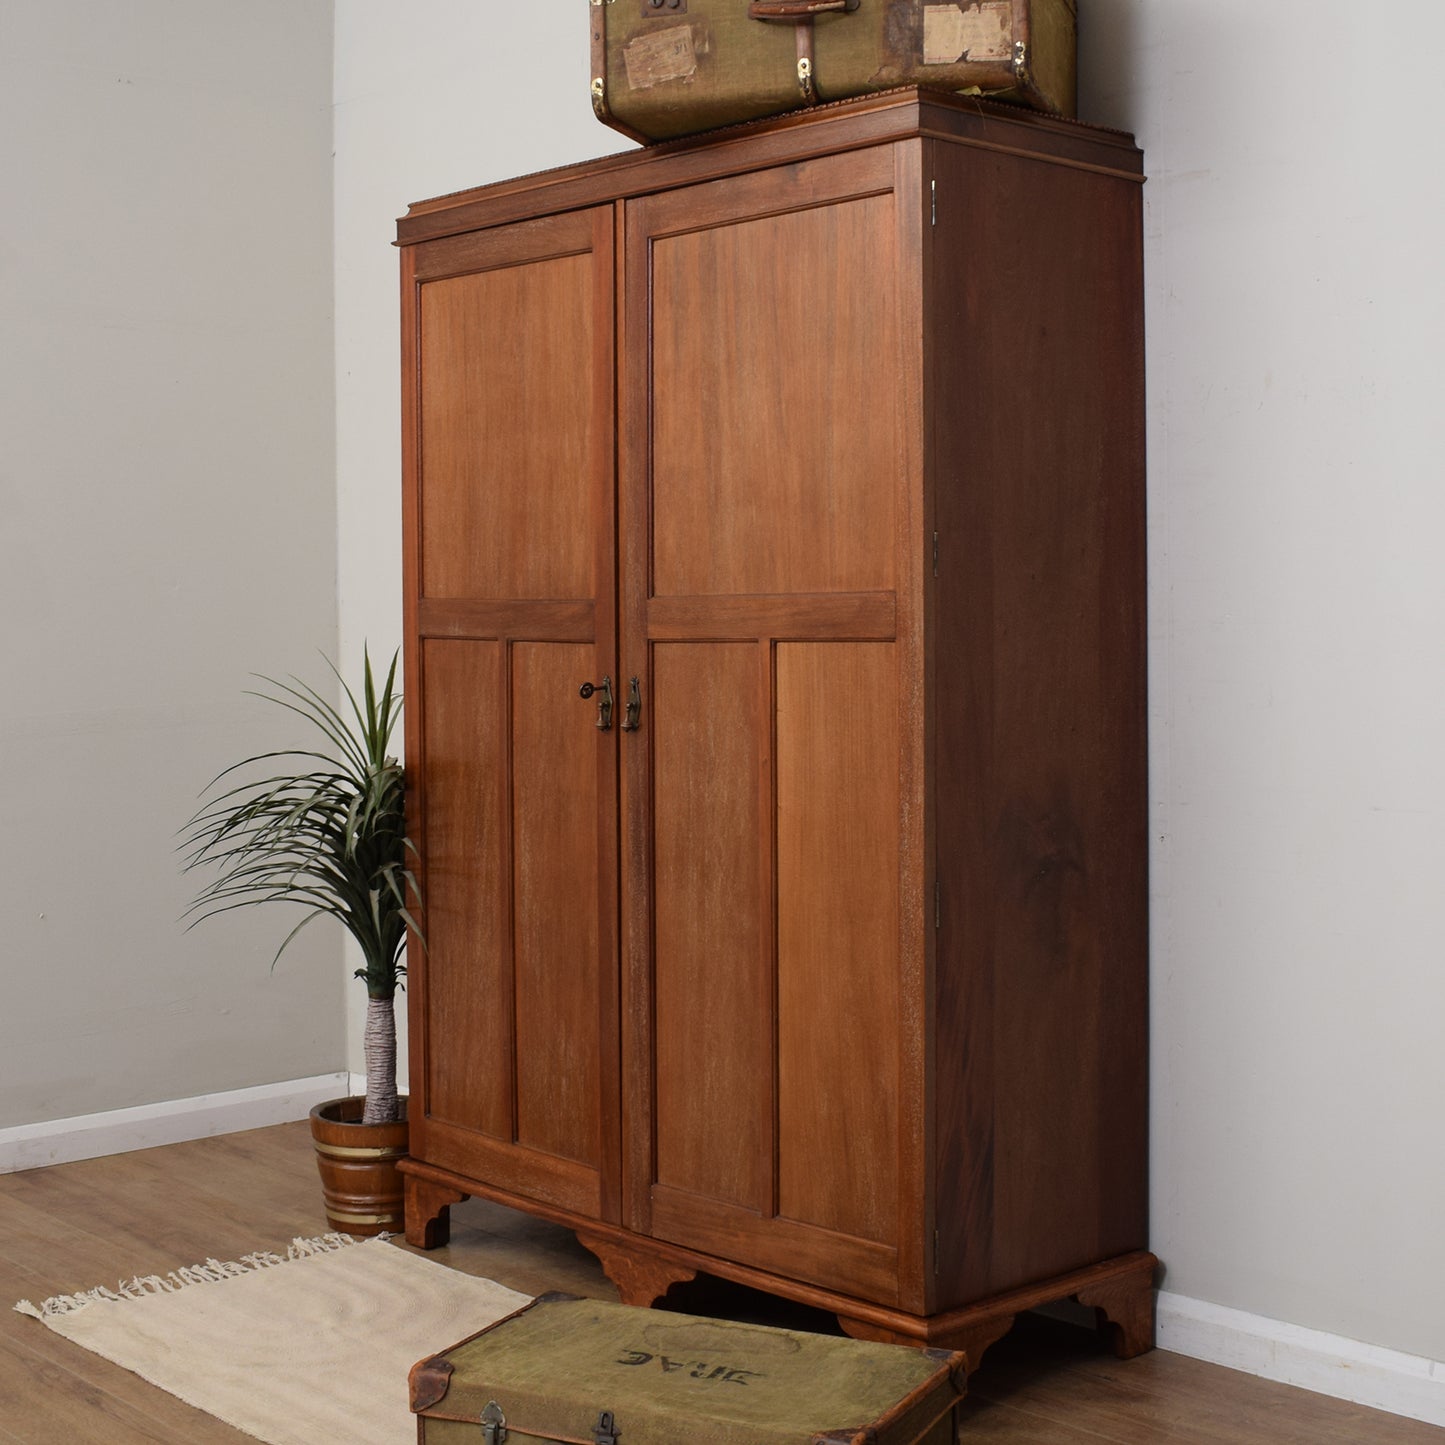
[397, 89, 1153, 1365]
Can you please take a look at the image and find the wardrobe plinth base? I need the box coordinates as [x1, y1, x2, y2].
[836, 1250, 1159, 1373]
[575, 1228, 1158, 1376]
[400, 1159, 1157, 1378]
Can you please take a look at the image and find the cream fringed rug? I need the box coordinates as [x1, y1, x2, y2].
[14, 1233, 530, 1444]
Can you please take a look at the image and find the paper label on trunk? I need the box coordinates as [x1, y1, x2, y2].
[923, 2, 1014, 66]
[624, 25, 699, 91]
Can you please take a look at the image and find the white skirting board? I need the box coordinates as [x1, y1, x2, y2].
[1158, 1291, 1445, 1428]
[0, 1073, 354, 1174]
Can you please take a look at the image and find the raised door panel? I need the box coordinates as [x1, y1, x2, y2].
[645, 148, 901, 599]
[404, 208, 618, 1222]
[417, 639, 510, 1141]
[776, 642, 900, 1248]
[416, 639, 605, 1164]
[651, 643, 769, 1214]
[512, 642, 603, 1170]
[418, 242, 597, 602]
[620, 146, 923, 1307]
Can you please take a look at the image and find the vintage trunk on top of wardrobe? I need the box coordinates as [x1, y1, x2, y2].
[396, 88, 1153, 1367]
[590, 0, 1077, 142]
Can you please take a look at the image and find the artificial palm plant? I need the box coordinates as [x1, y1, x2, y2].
[181, 648, 420, 1126]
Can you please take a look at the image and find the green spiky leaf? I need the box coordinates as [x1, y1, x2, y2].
[180, 646, 424, 1001]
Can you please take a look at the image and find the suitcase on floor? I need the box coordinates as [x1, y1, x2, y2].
[410, 1293, 966, 1443]
[589, 0, 1075, 143]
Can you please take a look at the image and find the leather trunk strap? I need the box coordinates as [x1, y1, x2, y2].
[795, 19, 817, 104]
[749, 0, 854, 15]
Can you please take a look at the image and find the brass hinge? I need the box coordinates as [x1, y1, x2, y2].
[930, 177, 937, 227]
[932, 530, 939, 576]
[934, 879, 941, 930]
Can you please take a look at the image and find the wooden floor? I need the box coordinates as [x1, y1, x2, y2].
[0, 1123, 1439, 1443]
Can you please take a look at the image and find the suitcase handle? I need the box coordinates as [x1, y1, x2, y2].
[748, 0, 859, 19]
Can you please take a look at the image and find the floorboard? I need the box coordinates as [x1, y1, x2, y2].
[1, 1123, 1439, 1442]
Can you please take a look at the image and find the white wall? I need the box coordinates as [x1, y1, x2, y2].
[1080, 1, 1445, 1365]
[334, 0, 1445, 1375]
[0, 1, 344, 1128]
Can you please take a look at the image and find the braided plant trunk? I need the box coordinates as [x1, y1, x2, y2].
[362, 994, 400, 1125]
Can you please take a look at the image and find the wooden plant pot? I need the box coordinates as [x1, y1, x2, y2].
[308, 1096, 408, 1237]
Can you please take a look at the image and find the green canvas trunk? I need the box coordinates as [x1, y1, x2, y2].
[589, 0, 1076, 143]
[410, 1294, 966, 1443]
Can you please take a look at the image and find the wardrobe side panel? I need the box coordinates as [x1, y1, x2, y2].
[930, 139, 1148, 1305]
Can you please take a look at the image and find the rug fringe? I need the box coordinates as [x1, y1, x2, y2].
[14, 1232, 369, 1320]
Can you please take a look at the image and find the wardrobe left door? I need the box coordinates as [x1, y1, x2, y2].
[402, 206, 621, 1225]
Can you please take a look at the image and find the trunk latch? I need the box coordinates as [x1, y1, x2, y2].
[480, 1400, 507, 1443]
[593, 1410, 619, 1445]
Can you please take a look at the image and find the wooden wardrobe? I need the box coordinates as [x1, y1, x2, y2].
[397, 88, 1154, 1368]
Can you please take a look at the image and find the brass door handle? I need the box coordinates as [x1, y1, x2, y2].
[578, 676, 614, 731]
[621, 677, 642, 732]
